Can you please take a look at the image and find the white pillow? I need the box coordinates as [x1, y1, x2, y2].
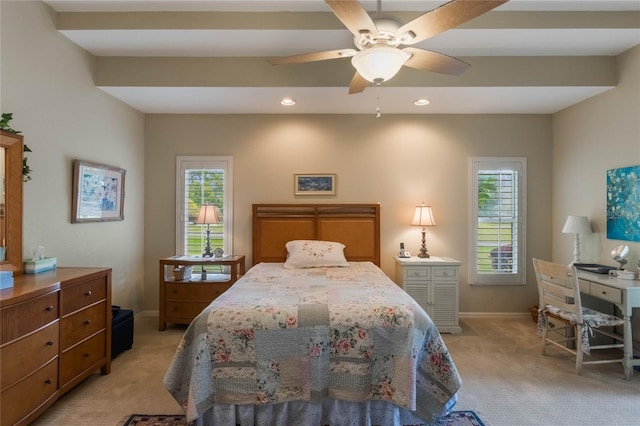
[283, 240, 349, 269]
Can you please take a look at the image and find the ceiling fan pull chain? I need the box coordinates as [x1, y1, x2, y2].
[376, 83, 382, 119]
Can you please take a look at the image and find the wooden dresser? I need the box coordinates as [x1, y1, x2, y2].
[0, 267, 112, 426]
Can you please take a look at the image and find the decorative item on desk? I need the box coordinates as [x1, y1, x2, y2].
[562, 215, 591, 264]
[411, 204, 435, 258]
[194, 204, 221, 258]
[610, 244, 629, 270]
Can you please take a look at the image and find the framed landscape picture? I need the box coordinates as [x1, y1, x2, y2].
[294, 174, 336, 196]
[606, 164, 640, 242]
[72, 160, 126, 223]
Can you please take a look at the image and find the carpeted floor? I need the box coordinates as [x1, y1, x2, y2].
[31, 316, 640, 426]
[120, 411, 485, 426]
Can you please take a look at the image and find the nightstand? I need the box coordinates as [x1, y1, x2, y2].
[158, 255, 245, 330]
[395, 256, 462, 334]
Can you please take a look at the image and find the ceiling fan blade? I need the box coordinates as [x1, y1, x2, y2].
[349, 71, 369, 94]
[269, 49, 356, 65]
[325, 0, 378, 38]
[397, 0, 508, 45]
[403, 47, 470, 76]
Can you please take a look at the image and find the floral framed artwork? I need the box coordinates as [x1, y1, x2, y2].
[294, 174, 336, 196]
[72, 160, 126, 223]
[606, 164, 640, 242]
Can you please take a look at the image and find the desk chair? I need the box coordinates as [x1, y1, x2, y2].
[532, 258, 625, 374]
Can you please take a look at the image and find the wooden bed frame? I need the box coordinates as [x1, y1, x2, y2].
[252, 204, 380, 266]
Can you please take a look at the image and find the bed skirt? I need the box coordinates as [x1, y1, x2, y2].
[194, 395, 458, 426]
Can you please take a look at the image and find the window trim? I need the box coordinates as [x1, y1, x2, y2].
[469, 157, 527, 285]
[175, 156, 233, 256]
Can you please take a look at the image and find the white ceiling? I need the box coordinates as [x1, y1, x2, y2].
[43, 0, 640, 115]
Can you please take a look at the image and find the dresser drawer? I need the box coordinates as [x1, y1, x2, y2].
[165, 282, 232, 301]
[433, 266, 458, 280]
[1, 291, 59, 344]
[61, 277, 107, 315]
[60, 302, 106, 350]
[589, 282, 622, 304]
[1, 321, 59, 391]
[60, 330, 106, 385]
[0, 358, 58, 426]
[403, 267, 430, 281]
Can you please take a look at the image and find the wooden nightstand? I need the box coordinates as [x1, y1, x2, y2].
[158, 255, 245, 330]
[395, 256, 462, 334]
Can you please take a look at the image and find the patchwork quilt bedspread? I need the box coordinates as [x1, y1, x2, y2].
[164, 262, 461, 423]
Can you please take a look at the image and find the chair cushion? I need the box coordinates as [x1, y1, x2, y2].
[539, 306, 623, 354]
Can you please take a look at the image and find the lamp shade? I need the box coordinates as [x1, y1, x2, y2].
[561, 215, 591, 234]
[411, 205, 436, 227]
[351, 45, 410, 83]
[195, 204, 221, 225]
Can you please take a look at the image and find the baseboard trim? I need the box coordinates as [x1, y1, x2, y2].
[460, 312, 531, 318]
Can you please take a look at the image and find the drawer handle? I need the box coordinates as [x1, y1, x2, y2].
[442, 272, 449, 277]
[601, 291, 607, 295]
[84, 320, 92, 325]
[85, 290, 93, 296]
[45, 305, 54, 312]
[84, 352, 91, 358]
[45, 378, 53, 385]
[46, 340, 54, 346]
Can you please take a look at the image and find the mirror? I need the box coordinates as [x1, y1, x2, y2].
[0, 130, 23, 275]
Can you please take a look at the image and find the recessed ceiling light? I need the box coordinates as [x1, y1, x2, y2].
[414, 99, 431, 106]
[281, 98, 296, 106]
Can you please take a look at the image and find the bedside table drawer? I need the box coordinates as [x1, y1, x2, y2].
[433, 267, 458, 280]
[403, 267, 430, 280]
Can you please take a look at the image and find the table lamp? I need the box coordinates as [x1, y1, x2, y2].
[194, 204, 221, 258]
[412, 204, 436, 258]
[561, 215, 591, 264]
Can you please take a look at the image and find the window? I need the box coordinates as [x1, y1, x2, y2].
[176, 156, 233, 256]
[469, 157, 526, 285]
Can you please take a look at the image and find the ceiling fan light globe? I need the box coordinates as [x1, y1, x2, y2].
[351, 45, 410, 83]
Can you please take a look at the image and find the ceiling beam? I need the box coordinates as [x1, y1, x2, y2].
[95, 56, 617, 88]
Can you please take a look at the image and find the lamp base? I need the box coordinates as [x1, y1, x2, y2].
[418, 228, 430, 258]
[418, 250, 430, 258]
[202, 226, 213, 257]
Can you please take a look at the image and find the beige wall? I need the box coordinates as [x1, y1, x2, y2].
[145, 114, 553, 314]
[1, 1, 146, 312]
[552, 45, 640, 344]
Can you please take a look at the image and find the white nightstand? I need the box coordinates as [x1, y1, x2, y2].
[395, 256, 462, 334]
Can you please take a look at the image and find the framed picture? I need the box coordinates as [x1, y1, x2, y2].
[606, 164, 640, 242]
[294, 173, 336, 196]
[72, 160, 126, 223]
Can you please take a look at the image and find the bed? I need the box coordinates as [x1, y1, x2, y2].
[164, 204, 461, 426]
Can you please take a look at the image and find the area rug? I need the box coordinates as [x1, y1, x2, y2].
[121, 411, 485, 426]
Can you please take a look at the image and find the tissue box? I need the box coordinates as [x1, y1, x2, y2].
[0, 271, 14, 289]
[24, 257, 57, 274]
[173, 265, 193, 281]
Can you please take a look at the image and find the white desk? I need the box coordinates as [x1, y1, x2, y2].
[577, 270, 640, 379]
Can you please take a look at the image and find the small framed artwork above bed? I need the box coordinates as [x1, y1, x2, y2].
[294, 173, 336, 196]
[164, 203, 461, 426]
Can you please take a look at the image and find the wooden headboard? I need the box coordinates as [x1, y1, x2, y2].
[252, 204, 380, 266]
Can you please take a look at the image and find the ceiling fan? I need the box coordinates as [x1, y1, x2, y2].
[269, 0, 508, 94]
